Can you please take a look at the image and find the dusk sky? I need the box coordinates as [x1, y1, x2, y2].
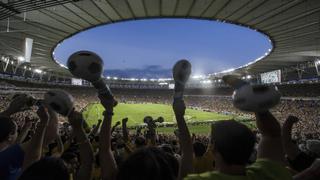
[54, 19, 272, 78]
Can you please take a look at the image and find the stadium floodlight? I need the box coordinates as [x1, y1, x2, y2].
[106, 76, 111, 79]
[67, 51, 115, 101]
[113, 77, 118, 80]
[34, 69, 42, 74]
[18, 56, 25, 62]
[221, 68, 235, 73]
[172, 59, 191, 99]
[192, 75, 203, 79]
[246, 75, 252, 79]
[201, 80, 211, 84]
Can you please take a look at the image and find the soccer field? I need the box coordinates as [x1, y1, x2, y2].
[82, 103, 233, 127]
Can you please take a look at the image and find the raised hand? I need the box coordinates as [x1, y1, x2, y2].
[68, 109, 84, 129]
[98, 94, 116, 114]
[122, 117, 128, 124]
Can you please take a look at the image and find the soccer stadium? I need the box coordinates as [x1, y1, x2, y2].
[0, 0, 320, 180]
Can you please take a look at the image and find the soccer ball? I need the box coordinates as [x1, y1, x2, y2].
[67, 51, 103, 82]
[44, 90, 74, 116]
[232, 84, 281, 112]
[173, 59, 191, 84]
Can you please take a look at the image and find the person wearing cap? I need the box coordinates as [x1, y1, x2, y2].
[185, 75, 292, 180]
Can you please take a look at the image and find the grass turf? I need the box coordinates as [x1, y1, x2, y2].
[82, 103, 233, 128]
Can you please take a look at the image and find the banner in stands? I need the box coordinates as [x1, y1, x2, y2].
[72, 78, 82, 86]
[260, 70, 281, 84]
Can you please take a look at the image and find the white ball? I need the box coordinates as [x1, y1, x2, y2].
[173, 59, 191, 84]
[44, 90, 74, 116]
[232, 84, 281, 112]
[67, 51, 103, 82]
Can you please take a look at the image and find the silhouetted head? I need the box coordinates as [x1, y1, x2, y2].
[211, 120, 255, 166]
[117, 147, 178, 180]
[19, 157, 69, 180]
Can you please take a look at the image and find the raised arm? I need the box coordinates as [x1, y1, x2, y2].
[111, 121, 121, 134]
[122, 118, 129, 142]
[68, 110, 94, 180]
[54, 134, 64, 157]
[99, 95, 117, 180]
[293, 159, 320, 180]
[89, 119, 102, 137]
[282, 116, 301, 161]
[255, 111, 285, 163]
[173, 99, 193, 180]
[21, 105, 49, 170]
[43, 107, 59, 147]
[16, 117, 33, 144]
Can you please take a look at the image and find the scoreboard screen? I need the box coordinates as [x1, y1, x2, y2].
[261, 70, 281, 84]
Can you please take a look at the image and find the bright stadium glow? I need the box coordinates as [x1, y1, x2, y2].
[34, 69, 43, 74]
[18, 56, 25, 62]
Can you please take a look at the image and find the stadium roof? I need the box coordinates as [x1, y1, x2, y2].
[0, 0, 320, 77]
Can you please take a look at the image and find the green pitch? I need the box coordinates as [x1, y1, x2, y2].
[82, 103, 233, 127]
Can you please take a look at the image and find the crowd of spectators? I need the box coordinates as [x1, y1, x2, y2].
[0, 83, 319, 180]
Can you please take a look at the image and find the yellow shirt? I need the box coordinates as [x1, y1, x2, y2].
[186, 159, 292, 180]
[193, 149, 214, 173]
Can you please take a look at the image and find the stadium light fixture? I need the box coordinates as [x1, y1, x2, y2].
[159, 82, 168, 85]
[221, 68, 235, 73]
[34, 69, 42, 74]
[192, 75, 204, 79]
[246, 75, 252, 79]
[18, 56, 25, 62]
[113, 77, 118, 80]
[106, 76, 111, 79]
[201, 80, 212, 84]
